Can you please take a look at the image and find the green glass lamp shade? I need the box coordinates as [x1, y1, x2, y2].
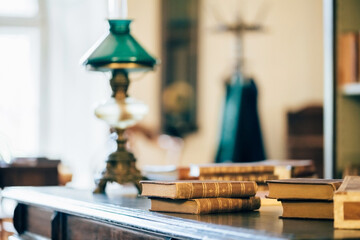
[83, 20, 157, 71]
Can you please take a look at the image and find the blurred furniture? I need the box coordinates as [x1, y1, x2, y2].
[160, 0, 199, 137]
[3, 186, 359, 239]
[287, 105, 324, 177]
[332, 0, 360, 178]
[0, 157, 60, 188]
[0, 158, 60, 239]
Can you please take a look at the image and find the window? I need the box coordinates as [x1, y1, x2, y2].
[0, 0, 42, 161]
[0, 0, 38, 17]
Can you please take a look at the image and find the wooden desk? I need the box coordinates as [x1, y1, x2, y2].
[0, 158, 59, 188]
[2, 187, 360, 240]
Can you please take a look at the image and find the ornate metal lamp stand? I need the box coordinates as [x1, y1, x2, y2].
[82, 20, 157, 193]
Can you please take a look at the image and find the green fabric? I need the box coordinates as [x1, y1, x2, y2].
[216, 72, 266, 163]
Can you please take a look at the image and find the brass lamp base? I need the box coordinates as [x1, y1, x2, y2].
[83, 19, 157, 194]
[93, 149, 145, 194]
[94, 129, 146, 194]
[93, 70, 149, 194]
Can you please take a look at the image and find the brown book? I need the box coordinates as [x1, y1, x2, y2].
[140, 180, 257, 199]
[187, 160, 315, 179]
[198, 173, 278, 183]
[178, 166, 196, 180]
[190, 162, 274, 176]
[150, 197, 261, 214]
[337, 32, 357, 85]
[281, 200, 334, 219]
[267, 178, 343, 200]
[334, 176, 360, 229]
[267, 159, 316, 178]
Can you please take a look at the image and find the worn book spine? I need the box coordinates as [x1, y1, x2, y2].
[197, 165, 274, 175]
[175, 181, 257, 199]
[194, 197, 261, 214]
[198, 174, 278, 183]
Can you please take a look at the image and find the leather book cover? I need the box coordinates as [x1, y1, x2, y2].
[150, 196, 261, 214]
[190, 162, 274, 176]
[188, 160, 314, 178]
[266, 159, 316, 178]
[281, 200, 334, 219]
[198, 173, 278, 183]
[140, 180, 257, 199]
[266, 178, 343, 200]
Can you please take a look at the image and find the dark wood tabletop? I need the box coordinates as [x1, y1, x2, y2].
[0, 158, 59, 188]
[2, 186, 360, 240]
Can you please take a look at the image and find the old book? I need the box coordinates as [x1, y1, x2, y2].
[150, 197, 261, 214]
[267, 178, 342, 200]
[281, 200, 333, 219]
[189, 162, 274, 176]
[337, 32, 357, 85]
[334, 176, 360, 229]
[178, 166, 199, 180]
[267, 159, 316, 178]
[198, 173, 278, 183]
[140, 180, 257, 199]
[187, 160, 315, 180]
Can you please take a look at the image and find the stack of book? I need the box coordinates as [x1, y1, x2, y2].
[179, 163, 276, 192]
[178, 160, 316, 191]
[267, 178, 343, 219]
[266, 159, 317, 179]
[195, 164, 277, 191]
[334, 176, 360, 229]
[140, 180, 261, 214]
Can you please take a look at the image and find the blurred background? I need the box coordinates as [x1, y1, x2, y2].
[0, 0, 324, 188]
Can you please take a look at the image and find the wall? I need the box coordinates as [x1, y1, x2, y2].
[45, 0, 162, 187]
[175, 0, 324, 165]
[45, 0, 324, 187]
[46, 0, 110, 187]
